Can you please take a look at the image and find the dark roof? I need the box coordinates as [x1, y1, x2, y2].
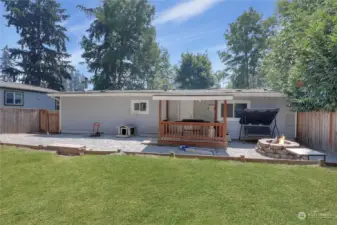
[0, 81, 58, 93]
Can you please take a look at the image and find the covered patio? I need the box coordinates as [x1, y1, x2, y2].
[154, 93, 233, 148]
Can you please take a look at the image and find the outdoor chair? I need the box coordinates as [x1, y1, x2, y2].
[238, 108, 280, 140]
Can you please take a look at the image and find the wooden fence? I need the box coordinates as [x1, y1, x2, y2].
[39, 109, 59, 133]
[0, 108, 40, 133]
[297, 112, 337, 153]
[0, 108, 59, 134]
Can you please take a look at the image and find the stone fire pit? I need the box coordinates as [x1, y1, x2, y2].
[256, 138, 304, 160]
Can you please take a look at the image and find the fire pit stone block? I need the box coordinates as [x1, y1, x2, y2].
[256, 138, 300, 160]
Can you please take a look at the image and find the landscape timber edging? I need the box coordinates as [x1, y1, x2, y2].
[1, 142, 335, 167]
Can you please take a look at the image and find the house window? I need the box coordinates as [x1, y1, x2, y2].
[131, 100, 149, 114]
[4, 91, 24, 106]
[219, 101, 250, 121]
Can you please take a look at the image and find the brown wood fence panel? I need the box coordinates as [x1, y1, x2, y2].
[0, 108, 40, 133]
[39, 109, 59, 133]
[297, 112, 337, 153]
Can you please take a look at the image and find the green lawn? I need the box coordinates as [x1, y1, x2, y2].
[0, 147, 336, 225]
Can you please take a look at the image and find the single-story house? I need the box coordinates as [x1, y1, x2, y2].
[48, 89, 296, 148]
[0, 81, 58, 110]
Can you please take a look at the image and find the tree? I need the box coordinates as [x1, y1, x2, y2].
[175, 52, 214, 89]
[1, 0, 74, 90]
[78, 0, 164, 90]
[218, 7, 275, 88]
[261, 0, 337, 111]
[0, 46, 14, 81]
[148, 48, 174, 90]
[63, 70, 87, 91]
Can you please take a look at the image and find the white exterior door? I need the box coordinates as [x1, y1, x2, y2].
[179, 101, 194, 120]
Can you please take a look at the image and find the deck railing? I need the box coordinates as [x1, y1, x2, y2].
[159, 121, 225, 141]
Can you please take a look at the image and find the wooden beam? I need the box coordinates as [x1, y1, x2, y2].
[223, 100, 227, 147]
[166, 100, 169, 120]
[158, 100, 162, 137]
[214, 100, 218, 122]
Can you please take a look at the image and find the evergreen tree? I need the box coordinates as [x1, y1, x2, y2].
[0, 46, 14, 81]
[78, 0, 166, 90]
[175, 52, 214, 89]
[148, 48, 174, 90]
[2, 0, 74, 90]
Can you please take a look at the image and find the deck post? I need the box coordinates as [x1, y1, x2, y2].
[166, 100, 169, 120]
[214, 100, 217, 122]
[223, 100, 227, 147]
[159, 100, 162, 138]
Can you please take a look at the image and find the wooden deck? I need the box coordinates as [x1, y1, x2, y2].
[158, 121, 227, 148]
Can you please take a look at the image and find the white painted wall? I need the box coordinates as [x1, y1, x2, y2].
[168, 100, 179, 121]
[61, 96, 166, 135]
[194, 100, 214, 122]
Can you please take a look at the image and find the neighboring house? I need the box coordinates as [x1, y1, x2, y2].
[48, 89, 296, 148]
[0, 81, 58, 110]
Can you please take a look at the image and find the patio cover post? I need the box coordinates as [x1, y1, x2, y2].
[214, 100, 218, 122]
[223, 100, 227, 147]
[159, 100, 162, 137]
[166, 100, 169, 120]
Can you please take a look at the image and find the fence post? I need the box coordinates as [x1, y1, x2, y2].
[47, 110, 50, 133]
[39, 109, 49, 133]
[296, 112, 302, 141]
[39, 109, 43, 132]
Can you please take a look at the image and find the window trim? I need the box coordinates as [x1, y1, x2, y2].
[4, 90, 24, 106]
[217, 100, 251, 121]
[131, 100, 149, 115]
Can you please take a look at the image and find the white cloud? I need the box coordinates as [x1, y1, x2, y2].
[153, 0, 224, 25]
[205, 43, 227, 52]
[158, 27, 223, 47]
[193, 43, 226, 54]
[67, 19, 93, 34]
[69, 49, 84, 66]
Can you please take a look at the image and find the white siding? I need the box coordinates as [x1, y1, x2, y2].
[168, 100, 179, 121]
[61, 96, 166, 135]
[194, 100, 214, 121]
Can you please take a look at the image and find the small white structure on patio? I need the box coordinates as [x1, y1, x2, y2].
[116, 124, 136, 138]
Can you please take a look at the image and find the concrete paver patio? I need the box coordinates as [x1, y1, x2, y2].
[1, 134, 336, 162]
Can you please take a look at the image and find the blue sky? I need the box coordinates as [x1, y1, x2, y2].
[0, 0, 277, 79]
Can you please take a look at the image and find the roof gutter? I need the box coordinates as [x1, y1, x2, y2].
[153, 95, 233, 101]
[47, 92, 162, 97]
